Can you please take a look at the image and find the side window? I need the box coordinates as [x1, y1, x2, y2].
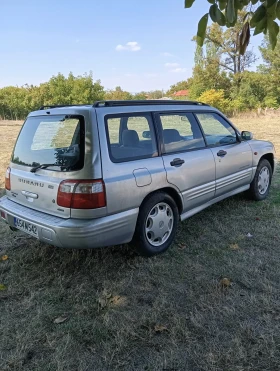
[106, 114, 158, 162]
[196, 113, 237, 146]
[127, 116, 151, 142]
[107, 118, 121, 144]
[159, 113, 205, 154]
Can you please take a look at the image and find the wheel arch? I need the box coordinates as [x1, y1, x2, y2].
[259, 153, 274, 173]
[139, 187, 183, 214]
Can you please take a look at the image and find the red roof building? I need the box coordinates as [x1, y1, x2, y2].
[173, 90, 189, 97]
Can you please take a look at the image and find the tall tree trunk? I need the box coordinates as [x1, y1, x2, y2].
[233, 56, 236, 74]
[237, 55, 241, 73]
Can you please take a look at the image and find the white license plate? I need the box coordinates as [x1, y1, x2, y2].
[14, 217, 39, 238]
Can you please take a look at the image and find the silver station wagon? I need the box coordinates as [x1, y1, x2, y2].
[0, 100, 276, 256]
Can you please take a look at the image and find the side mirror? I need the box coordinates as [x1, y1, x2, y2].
[241, 131, 253, 141]
[142, 130, 151, 139]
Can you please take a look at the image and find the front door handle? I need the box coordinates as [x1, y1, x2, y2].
[217, 150, 227, 157]
[170, 158, 185, 167]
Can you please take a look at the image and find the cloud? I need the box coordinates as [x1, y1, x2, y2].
[165, 62, 179, 68]
[170, 68, 187, 73]
[162, 52, 175, 57]
[116, 42, 141, 52]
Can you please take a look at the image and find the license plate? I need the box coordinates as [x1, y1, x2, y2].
[14, 217, 39, 238]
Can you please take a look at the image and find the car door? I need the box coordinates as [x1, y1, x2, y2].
[155, 112, 216, 213]
[195, 112, 253, 198]
[100, 111, 168, 216]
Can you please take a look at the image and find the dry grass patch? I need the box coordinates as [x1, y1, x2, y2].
[234, 115, 280, 158]
[0, 122, 22, 188]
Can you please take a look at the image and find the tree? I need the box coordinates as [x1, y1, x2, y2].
[258, 33, 280, 103]
[146, 90, 164, 99]
[185, 0, 280, 53]
[104, 86, 132, 100]
[0, 87, 29, 120]
[188, 57, 231, 99]
[166, 81, 189, 96]
[132, 92, 147, 100]
[231, 71, 272, 109]
[204, 14, 257, 74]
[0, 72, 105, 120]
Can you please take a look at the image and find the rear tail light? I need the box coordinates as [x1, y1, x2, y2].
[1, 210, 6, 220]
[57, 179, 106, 209]
[5, 167, 11, 190]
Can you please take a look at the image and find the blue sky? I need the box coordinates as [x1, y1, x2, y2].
[0, 0, 262, 92]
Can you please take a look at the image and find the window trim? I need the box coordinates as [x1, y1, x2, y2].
[104, 112, 159, 163]
[193, 111, 240, 148]
[154, 111, 207, 156]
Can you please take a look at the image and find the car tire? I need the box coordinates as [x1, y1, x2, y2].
[249, 159, 272, 201]
[133, 192, 179, 257]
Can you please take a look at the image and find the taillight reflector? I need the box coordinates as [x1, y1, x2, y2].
[5, 167, 11, 190]
[57, 179, 106, 209]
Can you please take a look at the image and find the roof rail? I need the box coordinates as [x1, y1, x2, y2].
[39, 104, 90, 110]
[93, 100, 209, 107]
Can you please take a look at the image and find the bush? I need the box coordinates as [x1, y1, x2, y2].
[264, 96, 279, 109]
[198, 89, 232, 116]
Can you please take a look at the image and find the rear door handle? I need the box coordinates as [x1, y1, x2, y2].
[21, 190, 38, 199]
[217, 150, 227, 157]
[170, 158, 185, 167]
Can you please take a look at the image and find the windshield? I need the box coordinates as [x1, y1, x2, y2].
[12, 115, 85, 171]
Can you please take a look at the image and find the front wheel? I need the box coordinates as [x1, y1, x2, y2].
[249, 159, 272, 201]
[133, 192, 179, 257]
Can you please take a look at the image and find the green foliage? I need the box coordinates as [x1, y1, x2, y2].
[104, 86, 132, 100]
[185, 0, 280, 53]
[198, 89, 232, 115]
[189, 12, 278, 113]
[188, 59, 231, 99]
[231, 71, 271, 109]
[197, 13, 209, 46]
[258, 34, 280, 104]
[264, 96, 279, 108]
[204, 14, 257, 74]
[146, 90, 164, 99]
[132, 92, 147, 100]
[0, 72, 105, 120]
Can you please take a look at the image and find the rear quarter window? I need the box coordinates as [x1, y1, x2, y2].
[106, 113, 158, 162]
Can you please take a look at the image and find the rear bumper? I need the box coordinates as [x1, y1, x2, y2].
[0, 196, 138, 248]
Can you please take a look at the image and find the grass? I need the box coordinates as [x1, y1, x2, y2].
[0, 115, 280, 370]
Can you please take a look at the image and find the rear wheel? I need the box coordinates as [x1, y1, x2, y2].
[249, 159, 272, 201]
[133, 192, 179, 256]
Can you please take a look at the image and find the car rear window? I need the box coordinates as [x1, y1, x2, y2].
[12, 115, 84, 171]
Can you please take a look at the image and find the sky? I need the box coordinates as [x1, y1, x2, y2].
[0, 0, 263, 93]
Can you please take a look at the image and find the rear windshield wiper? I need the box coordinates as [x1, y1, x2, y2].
[30, 164, 64, 173]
